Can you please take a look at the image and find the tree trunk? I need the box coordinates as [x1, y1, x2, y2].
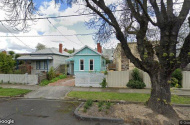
[147, 70, 179, 118]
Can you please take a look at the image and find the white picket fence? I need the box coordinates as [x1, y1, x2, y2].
[0, 74, 38, 85]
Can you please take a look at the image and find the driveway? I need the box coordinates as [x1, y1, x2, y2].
[0, 98, 122, 125]
[24, 86, 72, 99]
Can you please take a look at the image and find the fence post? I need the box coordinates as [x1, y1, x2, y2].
[25, 73, 28, 84]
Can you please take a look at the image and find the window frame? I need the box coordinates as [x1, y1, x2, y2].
[79, 59, 84, 71]
[89, 59, 94, 71]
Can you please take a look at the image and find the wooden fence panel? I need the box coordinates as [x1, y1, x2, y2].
[106, 71, 129, 87]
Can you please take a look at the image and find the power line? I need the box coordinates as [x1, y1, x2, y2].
[46, 18, 84, 46]
[0, 2, 184, 22]
[0, 21, 34, 50]
[0, 33, 96, 37]
[0, 9, 126, 22]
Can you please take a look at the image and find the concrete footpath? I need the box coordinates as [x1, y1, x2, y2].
[1, 84, 190, 99]
[70, 87, 190, 96]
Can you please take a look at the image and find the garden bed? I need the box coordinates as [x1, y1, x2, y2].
[77, 101, 190, 125]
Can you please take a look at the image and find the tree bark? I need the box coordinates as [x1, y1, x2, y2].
[147, 70, 179, 118]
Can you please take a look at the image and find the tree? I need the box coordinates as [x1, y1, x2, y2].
[8, 51, 15, 58]
[0, 52, 15, 74]
[1, 0, 190, 118]
[35, 43, 46, 51]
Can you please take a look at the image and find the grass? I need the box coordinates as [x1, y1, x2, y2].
[39, 74, 67, 86]
[0, 88, 31, 97]
[68, 91, 190, 104]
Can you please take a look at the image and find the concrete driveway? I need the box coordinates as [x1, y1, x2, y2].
[24, 86, 72, 99]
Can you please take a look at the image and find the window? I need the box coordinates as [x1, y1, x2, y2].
[36, 61, 40, 69]
[90, 59, 94, 71]
[36, 61, 48, 70]
[80, 59, 84, 70]
[40, 61, 44, 69]
[44, 61, 47, 69]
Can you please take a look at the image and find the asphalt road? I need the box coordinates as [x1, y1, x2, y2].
[0, 98, 124, 125]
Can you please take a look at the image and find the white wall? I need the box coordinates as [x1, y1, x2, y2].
[0, 74, 38, 85]
[53, 55, 68, 68]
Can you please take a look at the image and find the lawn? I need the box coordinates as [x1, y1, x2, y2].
[68, 91, 190, 104]
[0, 87, 31, 97]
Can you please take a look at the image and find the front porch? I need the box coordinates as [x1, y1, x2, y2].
[17, 56, 53, 74]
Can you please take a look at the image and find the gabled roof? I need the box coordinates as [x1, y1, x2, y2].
[30, 48, 69, 56]
[71, 45, 102, 56]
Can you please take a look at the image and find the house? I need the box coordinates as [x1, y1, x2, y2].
[66, 43, 106, 75]
[102, 48, 114, 62]
[17, 44, 69, 74]
[113, 42, 140, 71]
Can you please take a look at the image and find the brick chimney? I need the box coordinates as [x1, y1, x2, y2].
[59, 43, 63, 53]
[97, 43, 102, 53]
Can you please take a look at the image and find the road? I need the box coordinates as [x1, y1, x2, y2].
[0, 98, 123, 125]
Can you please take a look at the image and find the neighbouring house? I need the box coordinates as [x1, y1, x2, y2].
[66, 43, 106, 75]
[102, 48, 114, 62]
[17, 43, 69, 74]
[113, 42, 140, 71]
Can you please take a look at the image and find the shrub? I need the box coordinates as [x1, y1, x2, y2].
[98, 101, 104, 108]
[104, 71, 108, 75]
[13, 70, 22, 74]
[47, 67, 56, 80]
[100, 78, 107, 88]
[131, 68, 142, 81]
[59, 74, 67, 79]
[106, 102, 111, 109]
[39, 80, 50, 86]
[127, 80, 146, 89]
[86, 99, 93, 107]
[171, 77, 178, 87]
[171, 68, 182, 87]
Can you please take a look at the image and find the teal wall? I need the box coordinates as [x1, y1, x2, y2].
[73, 47, 106, 74]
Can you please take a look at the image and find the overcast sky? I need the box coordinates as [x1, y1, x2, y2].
[0, 0, 119, 53]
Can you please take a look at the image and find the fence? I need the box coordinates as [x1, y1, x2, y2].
[0, 74, 38, 85]
[75, 73, 105, 87]
[74, 71, 190, 89]
[182, 71, 190, 89]
[106, 71, 129, 87]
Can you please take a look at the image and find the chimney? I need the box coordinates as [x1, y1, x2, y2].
[59, 43, 63, 53]
[2, 50, 6, 54]
[97, 43, 102, 53]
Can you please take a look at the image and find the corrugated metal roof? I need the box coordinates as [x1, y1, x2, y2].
[17, 56, 53, 60]
[30, 48, 70, 56]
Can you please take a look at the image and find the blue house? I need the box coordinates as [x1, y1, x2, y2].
[66, 45, 106, 75]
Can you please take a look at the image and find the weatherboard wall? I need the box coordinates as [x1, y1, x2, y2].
[73, 47, 102, 74]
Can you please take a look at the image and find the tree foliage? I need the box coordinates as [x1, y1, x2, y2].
[35, 43, 46, 51]
[0, 52, 15, 74]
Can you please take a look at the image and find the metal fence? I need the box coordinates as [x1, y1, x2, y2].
[0, 74, 38, 85]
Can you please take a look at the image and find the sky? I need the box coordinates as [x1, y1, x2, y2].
[0, 0, 119, 53]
